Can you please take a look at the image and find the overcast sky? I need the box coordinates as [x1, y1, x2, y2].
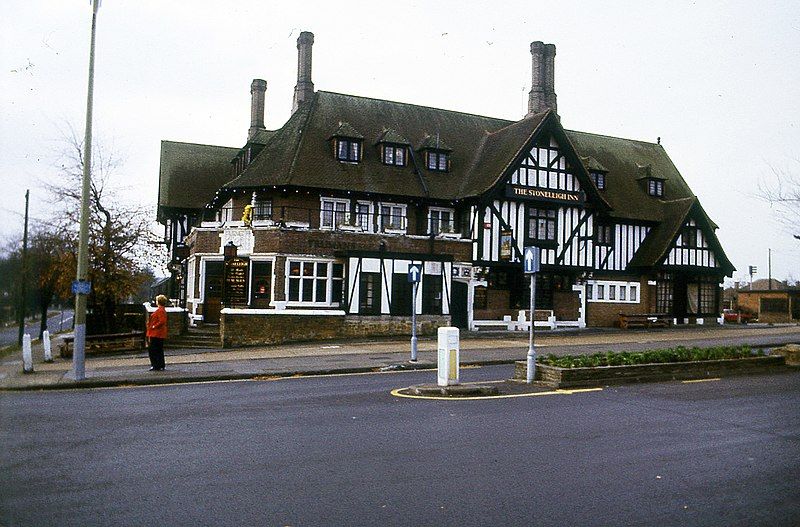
[2, 0, 798, 283]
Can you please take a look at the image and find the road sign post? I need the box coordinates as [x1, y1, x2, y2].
[523, 246, 540, 384]
[408, 264, 422, 362]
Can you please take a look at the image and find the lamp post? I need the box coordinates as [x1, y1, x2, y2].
[72, 0, 101, 381]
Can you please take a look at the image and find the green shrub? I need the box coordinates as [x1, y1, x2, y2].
[537, 345, 762, 368]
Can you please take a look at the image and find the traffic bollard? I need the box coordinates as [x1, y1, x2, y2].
[43, 330, 53, 362]
[22, 334, 34, 373]
[437, 327, 460, 387]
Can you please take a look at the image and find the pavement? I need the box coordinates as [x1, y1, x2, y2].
[1, 323, 798, 391]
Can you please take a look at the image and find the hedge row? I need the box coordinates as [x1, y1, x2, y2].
[537, 345, 763, 369]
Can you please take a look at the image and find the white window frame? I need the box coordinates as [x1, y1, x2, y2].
[355, 201, 374, 233]
[428, 206, 455, 235]
[587, 280, 641, 304]
[186, 256, 197, 302]
[320, 197, 350, 230]
[379, 202, 407, 233]
[249, 257, 276, 305]
[285, 258, 344, 307]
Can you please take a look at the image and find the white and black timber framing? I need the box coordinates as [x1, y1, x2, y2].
[470, 126, 612, 272]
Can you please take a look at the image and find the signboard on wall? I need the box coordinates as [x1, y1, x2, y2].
[223, 256, 250, 307]
[499, 229, 513, 261]
[505, 185, 584, 205]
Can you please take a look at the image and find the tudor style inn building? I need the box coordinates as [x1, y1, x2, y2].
[157, 32, 734, 346]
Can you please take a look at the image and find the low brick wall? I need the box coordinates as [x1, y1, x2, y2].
[143, 306, 188, 338]
[514, 356, 786, 388]
[221, 311, 450, 347]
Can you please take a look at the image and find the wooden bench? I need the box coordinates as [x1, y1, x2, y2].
[59, 331, 146, 358]
[618, 313, 672, 329]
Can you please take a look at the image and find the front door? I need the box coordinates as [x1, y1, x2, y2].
[673, 275, 688, 323]
[391, 273, 413, 316]
[204, 261, 223, 324]
[450, 281, 469, 329]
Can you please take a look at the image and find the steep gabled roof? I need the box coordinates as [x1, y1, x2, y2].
[188, 89, 730, 275]
[628, 197, 695, 269]
[224, 91, 513, 200]
[628, 197, 734, 274]
[158, 140, 238, 221]
[565, 130, 695, 223]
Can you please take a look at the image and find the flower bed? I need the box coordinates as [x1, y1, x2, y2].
[514, 346, 786, 388]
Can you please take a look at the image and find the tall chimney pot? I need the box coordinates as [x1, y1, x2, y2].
[249, 79, 267, 141]
[292, 31, 315, 113]
[527, 41, 557, 116]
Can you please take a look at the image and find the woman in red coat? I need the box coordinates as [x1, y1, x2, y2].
[146, 295, 169, 371]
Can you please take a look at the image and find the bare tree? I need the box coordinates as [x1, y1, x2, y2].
[759, 161, 800, 240]
[44, 125, 153, 333]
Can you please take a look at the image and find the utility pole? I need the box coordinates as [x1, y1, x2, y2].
[17, 190, 30, 347]
[768, 248, 772, 290]
[73, 0, 100, 381]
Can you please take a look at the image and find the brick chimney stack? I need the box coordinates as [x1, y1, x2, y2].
[292, 31, 315, 113]
[528, 41, 557, 116]
[248, 79, 267, 141]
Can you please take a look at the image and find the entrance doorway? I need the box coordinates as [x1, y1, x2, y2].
[203, 261, 223, 324]
[451, 281, 469, 329]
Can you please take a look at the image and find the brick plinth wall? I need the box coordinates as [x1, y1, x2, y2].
[515, 355, 785, 388]
[144, 307, 187, 339]
[221, 312, 450, 347]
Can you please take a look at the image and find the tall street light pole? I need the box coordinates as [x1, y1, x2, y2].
[73, 0, 100, 381]
[17, 189, 30, 347]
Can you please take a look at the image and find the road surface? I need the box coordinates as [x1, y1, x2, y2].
[0, 310, 73, 348]
[1, 365, 798, 526]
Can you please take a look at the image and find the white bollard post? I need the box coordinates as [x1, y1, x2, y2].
[437, 327, 460, 387]
[43, 330, 53, 362]
[22, 334, 34, 373]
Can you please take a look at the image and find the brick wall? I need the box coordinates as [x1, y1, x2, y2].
[585, 276, 653, 327]
[252, 228, 471, 260]
[221, 312, 450, 347]
[188, 229, 222, 254]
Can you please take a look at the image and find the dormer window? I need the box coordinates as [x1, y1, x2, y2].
[382, 145, 406, 166]
[336, 139, 361, 162]
[590, 171, 606, 190]
[582, 157, 608, 191]
[426, 151, 449, 172]
[637, 164, 666, 197]
[648, 178, 664, 197]
[376, 129, 410, 167]
[418, 134, 452, 173]
[330, 122, 364, 163]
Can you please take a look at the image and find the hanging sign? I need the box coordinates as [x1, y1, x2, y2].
[500, 229, 513, 261]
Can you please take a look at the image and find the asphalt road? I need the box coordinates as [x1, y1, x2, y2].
[0, 310, 74, 348]
[1, 366, 798, 527]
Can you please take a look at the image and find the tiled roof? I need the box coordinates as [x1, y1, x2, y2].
[158, 141, 238, 218]
[161, 89, 731, 274]
[225, 91, 514, 201]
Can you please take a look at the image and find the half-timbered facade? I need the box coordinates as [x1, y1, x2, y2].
[156, 32, 733, 343]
